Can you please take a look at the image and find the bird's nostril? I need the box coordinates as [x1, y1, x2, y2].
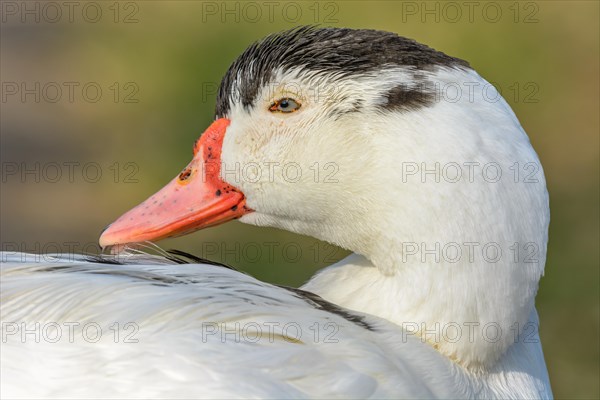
[178, 167, 193, 182]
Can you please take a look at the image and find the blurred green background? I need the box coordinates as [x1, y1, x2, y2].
[1, 1, 598, 398]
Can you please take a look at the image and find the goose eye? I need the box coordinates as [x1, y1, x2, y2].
[269, 98, 301, 113]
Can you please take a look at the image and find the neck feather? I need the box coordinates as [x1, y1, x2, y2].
[302, 252, 541, 369]
[303, 70, 549, 368]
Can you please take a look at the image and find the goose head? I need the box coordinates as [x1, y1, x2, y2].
[99, 27, 549, 369]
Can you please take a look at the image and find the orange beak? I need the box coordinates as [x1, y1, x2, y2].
[99, 118, 251, 248]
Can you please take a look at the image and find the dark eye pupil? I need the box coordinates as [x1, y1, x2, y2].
[280, 100, 289, 109]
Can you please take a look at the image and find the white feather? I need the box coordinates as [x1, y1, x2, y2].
[1, 252, 550, 399]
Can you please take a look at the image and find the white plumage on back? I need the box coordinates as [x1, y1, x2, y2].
[1, 252, 550, 399]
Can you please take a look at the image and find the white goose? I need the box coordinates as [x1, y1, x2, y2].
[1, 27, 552, 399]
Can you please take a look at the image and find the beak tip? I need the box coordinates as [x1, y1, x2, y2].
[99, 224, 115, 249]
